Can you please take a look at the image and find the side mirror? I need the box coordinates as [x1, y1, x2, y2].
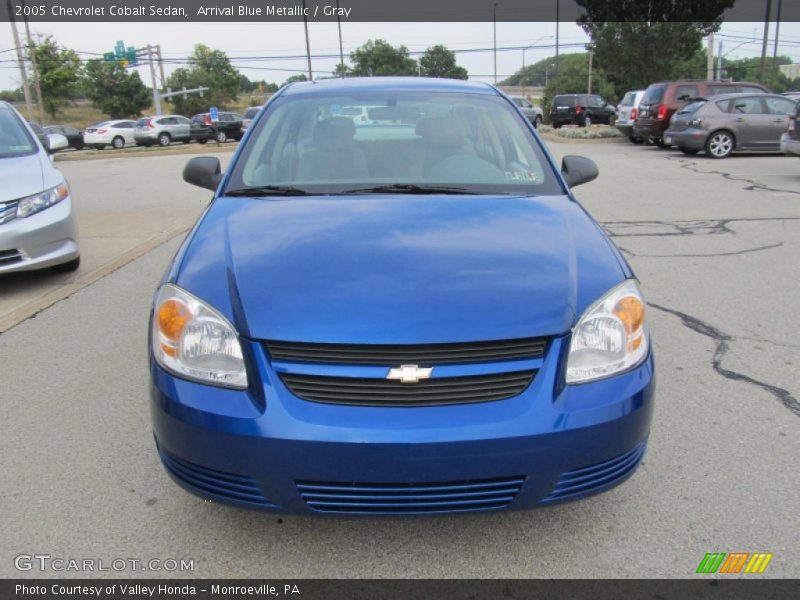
[183, 156, 222, 191]
[561, 155, 599, 188]
[45, 133, 68, 154]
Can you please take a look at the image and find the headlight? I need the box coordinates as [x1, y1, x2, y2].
[16, 182, 69, 218]
[152, 283, 248, 389]
[566, 279, 648, 384]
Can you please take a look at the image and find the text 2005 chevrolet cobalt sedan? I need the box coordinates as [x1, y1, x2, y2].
[150, 78, 654, 515]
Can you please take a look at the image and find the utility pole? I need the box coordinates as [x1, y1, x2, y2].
[156, 44, 165, 85]
[717, 40, 723, 80]
[587, 44, 594, 94]
[336, 0, 344, 78]
[773, 0, 782, 60]
[554, 0, 560, 95]
[302, 0, 312, 80]
[707, 32, 715, 80]
[6, 0, 33, 120]
[493, 2, 499, 84]
[758, 0, 772, 83]
[21, 1, 45, 124]
[144, 45, 162, 114]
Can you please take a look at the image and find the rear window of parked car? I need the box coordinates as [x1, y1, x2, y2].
[552, 95, 577, 107]
[678, 100, 706, 114]
[764, 96, 797, 115]
[620, 92, 635, 106]
[642, 84, 667, 104]
[673, 85, 699, 101]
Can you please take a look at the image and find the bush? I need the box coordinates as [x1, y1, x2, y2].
[552, 126, 623, 139]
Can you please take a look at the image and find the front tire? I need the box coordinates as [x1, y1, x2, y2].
[216, 130, 227, 143]
[158, 133, 171, 147]
[112, 136, 125, 149]
[52, 255, 80, 273]
[533, 115, 542, 129]
[705, 131, 734, 159]
[582, 114, 592, 127]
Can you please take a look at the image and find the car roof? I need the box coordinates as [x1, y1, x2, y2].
[281, 76, 496, 96]
[706, 92, 782, 99]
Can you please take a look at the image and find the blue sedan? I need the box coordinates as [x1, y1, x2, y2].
[150, 78, 654, 515]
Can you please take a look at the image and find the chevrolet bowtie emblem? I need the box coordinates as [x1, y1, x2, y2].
[386, 364, 433, 384]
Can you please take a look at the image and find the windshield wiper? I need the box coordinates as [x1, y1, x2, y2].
[225, 185, 312, 197]
[341, 184, 479, 195]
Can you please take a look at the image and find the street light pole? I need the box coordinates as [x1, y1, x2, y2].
[521, 36, 552, 99]
[302, 0, 313, 80]
[493, 3, 499, 85]
[6, 0, 33, 120]
[336, 0, 345, 78]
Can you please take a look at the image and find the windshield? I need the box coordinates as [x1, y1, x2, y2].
[227, 91, 561, 195]
[0, 106, 36, 158]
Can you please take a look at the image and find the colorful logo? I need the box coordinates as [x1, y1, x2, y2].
[696, 552, 773, 574]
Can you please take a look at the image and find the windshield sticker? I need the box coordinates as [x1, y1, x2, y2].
[505, 171, 539, 182]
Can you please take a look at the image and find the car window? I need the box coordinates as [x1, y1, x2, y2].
[674, 85, 699, 102]
[65, 127, 79, 135]
[715, 99, 733, 113]
[136, 118, 150, 127]
[0, 106, 37, 157]
[678, 100, 706, 114]
[552, 95, 576, 108]
[176, 116, 191, 125]
[620, 92, 634, 106]
[642, 84, 666, 105]
[738, 85, 766, 94]
[112, 122, 131, 128]
[764, 96, 796, 115]
[229, 91, 562, 196]
[731, 97, 766, 114]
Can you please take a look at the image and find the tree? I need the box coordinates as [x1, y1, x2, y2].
[723, 56, 798, 93]
[541, 53, 616, 112]
[82, 60, 151, 119]
[0, 88, 25, 102]
[282, 73, 308, 87]
[31, 36, 81, 118]
[419, 45, 468, 79]
[575, 1, 733, 98]
[163, 44, 240, 115]
[349, 40, 418, 77]
[500, 55, 558, 88]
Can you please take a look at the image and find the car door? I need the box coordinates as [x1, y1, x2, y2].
[175, 116, 191, 140]
[114, 121, 136, 144]
[763, 96, 797, 149]
[727, 96, 772, 149]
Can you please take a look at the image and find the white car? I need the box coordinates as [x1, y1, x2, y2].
[615, 90, 645, 143]
[83, 119, 136, 150]
[0, 101, 80, 273]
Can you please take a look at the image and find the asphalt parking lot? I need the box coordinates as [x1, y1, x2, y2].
[1, 140, 798, 578]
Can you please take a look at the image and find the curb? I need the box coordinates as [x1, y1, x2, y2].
[54, 143, 238, 162]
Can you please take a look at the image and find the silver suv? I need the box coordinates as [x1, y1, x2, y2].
[509, 96, 543, 128]
[134, 115, 191, 147]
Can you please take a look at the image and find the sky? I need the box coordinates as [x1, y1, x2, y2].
[1, 20, 800, 91]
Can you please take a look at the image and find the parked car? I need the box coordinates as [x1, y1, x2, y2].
[549, 94, 615, 128]
[615, 90, 645, 143]
[26, 121, 48, 147]
[134, 115, 191, 147]
[664, 93, 797, 158]
[633, 80, 770, 147]
[83, 119, 136, 150]
[44, 125, 84, 150]
[780, 97, 800, 157]
[151, 77, 654, 515]
[0, 101, 79, 273]
[190, 112, 243, 144]
[510, 96, 543, 128]
[782, 92, 800, 102]
[241, 105, 263, 131]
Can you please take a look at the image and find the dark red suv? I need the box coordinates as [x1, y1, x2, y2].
[633, 80, 770, 146]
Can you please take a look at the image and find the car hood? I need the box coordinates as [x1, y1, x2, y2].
[173, 195, 626, 343]
[0, 152, 49, 201]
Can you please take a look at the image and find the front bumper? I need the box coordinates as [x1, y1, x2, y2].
[663, 128, 707, 150]
[0, 197, 79, 273]
[780, 132, 800, 156]
[150, 336, 655, 515]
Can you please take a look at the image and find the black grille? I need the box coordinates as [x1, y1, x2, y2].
[266, 337, 547, 366]
[280, 370, 535, 407]
[297, 475, 525, 514]
[0, 248, 22, 265]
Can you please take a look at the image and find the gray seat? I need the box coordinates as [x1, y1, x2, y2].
[415, 116, 476, 176]
[296, 117, 369, 181]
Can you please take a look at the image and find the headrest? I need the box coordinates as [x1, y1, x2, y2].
[313, 117, 356, 149]
[415, 116, 467, 148]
